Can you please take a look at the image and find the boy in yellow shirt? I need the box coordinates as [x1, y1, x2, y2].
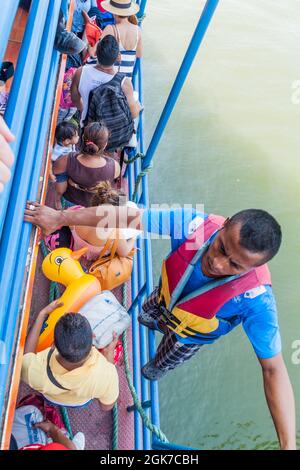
[21, 301, 119, 408]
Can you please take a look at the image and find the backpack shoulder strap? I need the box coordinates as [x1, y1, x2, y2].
[108, 72, 126, 88]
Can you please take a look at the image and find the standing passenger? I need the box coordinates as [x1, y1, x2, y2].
[101, 0, 142, 78]
[71, 35, 141, 128]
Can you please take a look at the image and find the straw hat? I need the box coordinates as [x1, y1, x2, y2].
[101, 0, 140, 16]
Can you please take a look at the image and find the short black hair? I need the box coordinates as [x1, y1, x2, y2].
[54, 313, 92, 363]
[55, 121, 78, 144]
[229, 209, 282, 262]
[96, 35, 119, 66]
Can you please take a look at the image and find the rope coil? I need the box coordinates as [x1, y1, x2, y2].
[132, 165, 152, 202]
[123, 152, 145, 165]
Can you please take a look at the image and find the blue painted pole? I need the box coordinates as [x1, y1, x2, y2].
[136, 59, 161, 443]
[138, 0, 148, 18]
[128, 165, 143, 450]
[0, 49, 60, 434]
[0, 0, 19, 65]
[141, 0, 219, 171]
[0, 0, 49, 237]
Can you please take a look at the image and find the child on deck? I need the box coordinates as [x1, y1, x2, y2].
[21, 302, 119, 409]
[50, 122, 79, 181]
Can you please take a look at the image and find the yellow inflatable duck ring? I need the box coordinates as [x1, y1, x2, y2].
[37, 246, 101, 352]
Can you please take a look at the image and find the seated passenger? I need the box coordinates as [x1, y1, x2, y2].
[71, 34, 141, 128]
[21, 302, 119, 409]
[101, 0, 142, 78]
[53, 122, 120, 208]
[11, 400, 85, 450]
[69, 180, 140, 261]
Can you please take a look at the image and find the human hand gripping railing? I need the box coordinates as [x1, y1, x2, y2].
[0, 1, 19, 66]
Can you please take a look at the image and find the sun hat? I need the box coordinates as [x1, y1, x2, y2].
[101, 0, 139, 16]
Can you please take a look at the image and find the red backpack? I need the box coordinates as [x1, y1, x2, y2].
[17, 394, 66, 431]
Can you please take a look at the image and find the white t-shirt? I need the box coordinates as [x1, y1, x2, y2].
[78, 65, 116, 126]
[52, 143, 76, 161]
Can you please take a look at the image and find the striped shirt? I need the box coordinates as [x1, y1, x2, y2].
[113, 25, 139, 78]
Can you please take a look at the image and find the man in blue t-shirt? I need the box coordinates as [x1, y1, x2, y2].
[24, 203, 296, 450]
[140, 208, 282, 377]
[138, 207, 295, 451]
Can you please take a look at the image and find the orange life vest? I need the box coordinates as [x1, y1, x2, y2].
[159, 214, 271, 338]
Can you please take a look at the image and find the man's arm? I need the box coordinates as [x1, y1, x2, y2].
[70, 67, 83, 111]
[24, 301, 63, 353]
[258, 353, 296, 450]
[24, 202, 143, 236]
[122, 77, 142, 119]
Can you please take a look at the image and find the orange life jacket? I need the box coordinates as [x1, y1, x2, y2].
[159, 214, 271, 338]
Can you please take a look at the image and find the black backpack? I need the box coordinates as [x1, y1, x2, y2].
[85, 73, 134, 152]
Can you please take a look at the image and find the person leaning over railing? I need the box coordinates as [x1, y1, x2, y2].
[24, 202, 296, 450]
[0, 116, 15, 193]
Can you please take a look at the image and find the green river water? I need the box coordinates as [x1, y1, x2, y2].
[142, 0, 300, 449]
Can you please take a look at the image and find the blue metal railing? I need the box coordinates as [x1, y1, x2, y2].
[129, 0, 220, 450]
[127, 0, 160, 450]
[0, 0, 63, 444]
[138, 0, 147, 19]
[0, 2, 19, 66]
[0, 1, 50, 237]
